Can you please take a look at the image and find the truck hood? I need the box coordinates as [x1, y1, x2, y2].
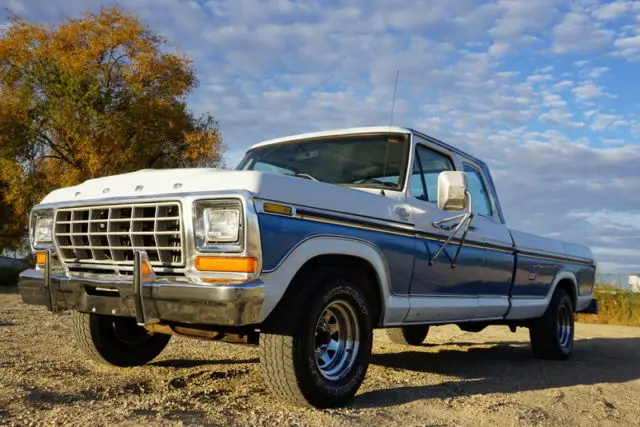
[40, 168, 413, 225]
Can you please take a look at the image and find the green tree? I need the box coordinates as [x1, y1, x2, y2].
[0, 7, 224, 250]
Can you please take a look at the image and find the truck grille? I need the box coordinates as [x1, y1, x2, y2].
[53, 202, 184, 270]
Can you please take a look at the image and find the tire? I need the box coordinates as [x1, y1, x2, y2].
[386, 325, 429, 346]
[529, 288, 574, 360]
[72, 312, 171, 367]
[259, 267, 374, 408]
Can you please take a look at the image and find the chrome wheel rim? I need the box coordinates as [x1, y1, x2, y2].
[314, 300, 360, 381]
[557, 304, 573, 349]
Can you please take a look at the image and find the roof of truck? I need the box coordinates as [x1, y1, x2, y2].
[249, 126, 486, 166]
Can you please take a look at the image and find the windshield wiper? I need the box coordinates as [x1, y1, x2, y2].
[292, 173, 319, 181]
[349, 178, 398, 189]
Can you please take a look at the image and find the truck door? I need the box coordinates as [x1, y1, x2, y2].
[406, 138, 514, 322]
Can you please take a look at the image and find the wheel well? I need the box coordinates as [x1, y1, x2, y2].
[268, 254, 384, 328]
[556, 278, 577, 311]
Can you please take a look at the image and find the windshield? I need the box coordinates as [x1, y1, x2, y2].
[236, 134, 409, 190]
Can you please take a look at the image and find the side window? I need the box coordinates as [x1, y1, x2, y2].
[463, 163, 493, 217]
[411, 145, 454, 202]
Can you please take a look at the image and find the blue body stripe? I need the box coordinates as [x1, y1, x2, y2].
[258, 213, 416, 294]
[258, 213, 595, 298]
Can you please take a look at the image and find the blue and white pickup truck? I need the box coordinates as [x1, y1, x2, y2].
[19, 126, 599, 408]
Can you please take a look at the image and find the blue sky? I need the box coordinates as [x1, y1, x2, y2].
[2, 0, 640, 274]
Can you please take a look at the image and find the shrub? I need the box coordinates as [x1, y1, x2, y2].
[577, 284, 640, 327]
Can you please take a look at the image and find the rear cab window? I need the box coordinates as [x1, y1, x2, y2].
[463, 163, 494, 217]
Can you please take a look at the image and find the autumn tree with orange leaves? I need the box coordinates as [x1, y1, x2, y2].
[0, 7, 224, 250]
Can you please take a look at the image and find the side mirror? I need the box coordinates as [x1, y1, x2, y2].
[437, 171, 468, 211]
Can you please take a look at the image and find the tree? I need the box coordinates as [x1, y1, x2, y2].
[0, 7, 224, 250]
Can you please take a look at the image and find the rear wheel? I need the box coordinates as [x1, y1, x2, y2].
[259, 267, 373, 408]
[72, 312, 170, 367]
[386, 325, 430, 346]
[529, 288, 574, 360]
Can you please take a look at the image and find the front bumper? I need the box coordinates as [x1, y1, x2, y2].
[18, 251, 264, 327]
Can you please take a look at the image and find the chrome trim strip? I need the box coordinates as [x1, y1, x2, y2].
[256, 198, 413, 229]
[516, 250, 593, 266]
[256, 200, 592, 265]
[258, 202, 511, 253]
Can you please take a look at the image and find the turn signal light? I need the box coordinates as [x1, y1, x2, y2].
[35, 252, 47, 266]
[263, 202, 293, 216]
[141, 260, 153, 276]
[195, 256, 258, 273]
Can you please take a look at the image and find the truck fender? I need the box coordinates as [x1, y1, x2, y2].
[257, 235, 392, 324]
[507, 270, 578, 320]
[548, 270, 578, 307]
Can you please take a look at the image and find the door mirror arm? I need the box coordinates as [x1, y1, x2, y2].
[430, 190, 474, 268]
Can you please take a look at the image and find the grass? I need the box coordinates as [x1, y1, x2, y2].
[577, 284, 640, 327]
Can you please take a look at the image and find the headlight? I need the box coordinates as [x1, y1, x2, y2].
[204, 209, 240, 242]
[31, 210, 54, 248]
[194, 200, 243, 251]
[36, 217, 54, 242]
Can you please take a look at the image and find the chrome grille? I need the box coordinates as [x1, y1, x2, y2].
[54, 202, 184, 269]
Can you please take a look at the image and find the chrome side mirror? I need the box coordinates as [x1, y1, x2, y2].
[431, 171, 474, 269]
[437, 171, 468, 211]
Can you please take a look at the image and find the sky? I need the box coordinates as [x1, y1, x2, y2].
[2, 0, 640, 275]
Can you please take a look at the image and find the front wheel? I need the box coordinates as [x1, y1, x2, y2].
[259, 268, 373, 408]
[529, 288, 574, 360]
[72, 312, 171, 367]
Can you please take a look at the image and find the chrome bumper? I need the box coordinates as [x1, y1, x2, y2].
[17, 251, 264, 327]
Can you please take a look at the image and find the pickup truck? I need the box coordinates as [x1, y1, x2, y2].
[18, 126, 599, 408]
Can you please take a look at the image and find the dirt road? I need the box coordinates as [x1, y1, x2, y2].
[1, 287, 639, 426]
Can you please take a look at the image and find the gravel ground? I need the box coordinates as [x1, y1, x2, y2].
[1, 287, 640, 427]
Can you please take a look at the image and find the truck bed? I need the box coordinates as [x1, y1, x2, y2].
[509, 229, 594, 263]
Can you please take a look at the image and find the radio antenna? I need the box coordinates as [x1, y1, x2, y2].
[388, 70, 400, 127]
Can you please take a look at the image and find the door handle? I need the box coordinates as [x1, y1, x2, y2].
[435, 222, 476, 232]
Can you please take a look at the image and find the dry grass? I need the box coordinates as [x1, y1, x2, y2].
[577, 284, 640, 327]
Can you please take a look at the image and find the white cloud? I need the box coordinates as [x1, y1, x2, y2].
[552, 12, 613, 53]
[489, 41, 510, 57]
[526, 74, 554, 84]
[572, 82, 604, 101]
[489, 0, 559, 39]
[590, 113, 628, 131]
[539, 109, 574, 126]
[612, 34, 640, 59]
[553, 80, 574, 90]
[543, 93, 567, 108]
[582, 66, 610, 79]
[593, 1, 632, 21]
